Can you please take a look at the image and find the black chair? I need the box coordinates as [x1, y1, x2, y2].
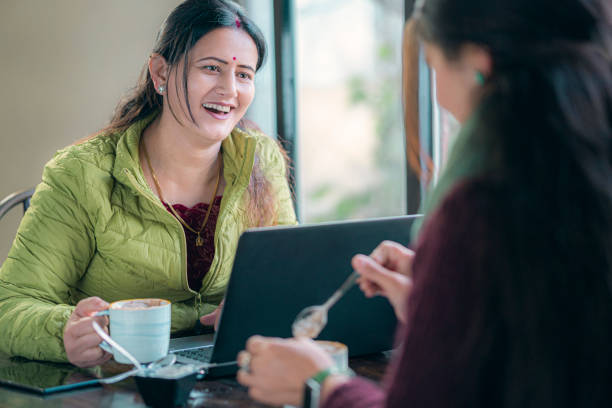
[0, 188, 35, 221]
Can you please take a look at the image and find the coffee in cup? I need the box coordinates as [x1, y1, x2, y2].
[96, 298, 171, 364]
[283, 341, 349, 408]
[314, 340, 349, 371]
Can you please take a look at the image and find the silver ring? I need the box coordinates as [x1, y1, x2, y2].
[238, 351, 251, 372]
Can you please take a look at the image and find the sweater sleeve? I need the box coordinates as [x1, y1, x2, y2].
[324, 377, 386, 408]
[323, 179, 501, 408]
[0, 152, 95, 362]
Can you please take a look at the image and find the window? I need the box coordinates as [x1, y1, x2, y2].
[244, 0, 419, 221]
[242, 0, 278, 139]
[295, 0, 407, 222]
[431, 75, 460, 183]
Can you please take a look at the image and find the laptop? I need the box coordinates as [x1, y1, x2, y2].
[169, 215, 421, 378]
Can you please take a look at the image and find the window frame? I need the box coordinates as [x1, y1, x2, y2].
[271, 0, 431, 220]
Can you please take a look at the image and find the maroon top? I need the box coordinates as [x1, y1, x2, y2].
[164, 196, 223, 292]
[323, 179, 504, 408]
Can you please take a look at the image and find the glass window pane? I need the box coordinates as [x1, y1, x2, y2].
[296, 0, 406, 222]
[431, 73, 460, 182]
[241, 0, 278, 139]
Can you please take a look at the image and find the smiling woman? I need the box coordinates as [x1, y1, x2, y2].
[148, 27, 259, 143]
[0, 0, 296, 367]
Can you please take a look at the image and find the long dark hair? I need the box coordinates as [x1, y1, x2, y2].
[108, 0, 265, 132]
[96, 0, 282, 226]
[416, 0, 612, 406]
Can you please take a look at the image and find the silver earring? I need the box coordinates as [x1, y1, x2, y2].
[157, 84, 166, 94]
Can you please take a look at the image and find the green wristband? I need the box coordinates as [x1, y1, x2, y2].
[303, 367, 355, 408]
[310, 367, 338, 385]
[310, 366, 355, 385]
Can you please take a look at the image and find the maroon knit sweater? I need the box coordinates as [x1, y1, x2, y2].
[323, 179, 504, 408]
[164, 196, 222, 292]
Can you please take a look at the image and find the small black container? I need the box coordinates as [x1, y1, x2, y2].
[134, 365, 199, 407]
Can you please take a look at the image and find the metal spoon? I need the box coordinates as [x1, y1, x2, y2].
[292, 270, 359, 338]
[92, 321, 177, 384]
[145, 353, 177, 373]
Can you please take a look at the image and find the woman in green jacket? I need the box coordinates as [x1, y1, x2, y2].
[0, 0, 296, 367]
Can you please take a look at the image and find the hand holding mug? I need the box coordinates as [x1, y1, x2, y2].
[96, 298, 171, 364]
[236, 336, 337, 406]
[64, 297, 112, 368]
[352, 240, 415, 323]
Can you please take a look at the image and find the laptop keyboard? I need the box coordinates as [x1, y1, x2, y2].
[172, 346, 214, 363]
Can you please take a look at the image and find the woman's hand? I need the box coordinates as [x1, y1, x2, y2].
[353, 240, 415, 324]
[236, 336, 340, 406]
[63, 297, 112, 368]
[200, 300, 224, 331]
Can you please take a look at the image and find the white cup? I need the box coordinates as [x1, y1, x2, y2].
[284, 341, 349, 408]
[96, 298, 171, 364]
[314, 340, 349, 371]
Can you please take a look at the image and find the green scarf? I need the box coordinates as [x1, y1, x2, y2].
[411, 113, 489, 240]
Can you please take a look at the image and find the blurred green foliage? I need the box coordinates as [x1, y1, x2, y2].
[310, 37, 406, 222]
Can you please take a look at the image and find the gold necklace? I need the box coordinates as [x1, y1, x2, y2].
[142, 142, 221, 247]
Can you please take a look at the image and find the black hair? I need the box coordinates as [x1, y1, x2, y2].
[106, 0, 266, 132]
[415, 0, 612, 406]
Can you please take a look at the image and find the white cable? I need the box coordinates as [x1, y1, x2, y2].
[92, 320, 144, 383]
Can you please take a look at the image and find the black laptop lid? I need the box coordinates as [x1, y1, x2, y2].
[208, 215, 420, 377]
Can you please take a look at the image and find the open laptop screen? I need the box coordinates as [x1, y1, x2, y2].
[208, 215, 420, 377]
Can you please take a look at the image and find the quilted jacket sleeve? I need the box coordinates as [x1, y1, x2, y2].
[0, 151, 95, 362]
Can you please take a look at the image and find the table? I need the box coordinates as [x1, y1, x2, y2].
[0, 352, 390, 407]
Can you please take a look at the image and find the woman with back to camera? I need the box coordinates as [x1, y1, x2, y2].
[0, 0, 296, 367]
[237, 0, 612, 406]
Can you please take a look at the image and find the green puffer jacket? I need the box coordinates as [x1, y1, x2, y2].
[0, 115, 297, 362]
